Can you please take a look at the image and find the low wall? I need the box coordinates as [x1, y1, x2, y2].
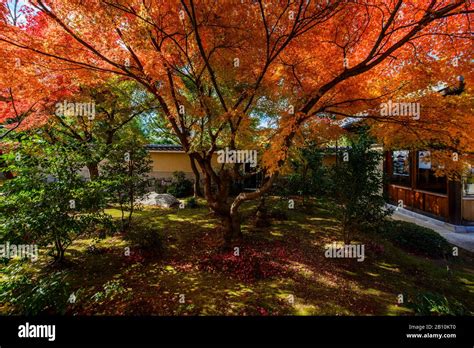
[388, 184, 449, 221]
[462, 198, 474, 222]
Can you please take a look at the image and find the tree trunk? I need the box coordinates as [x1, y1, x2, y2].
[195, 155, 275, 247]
[124, 159, 134, 231]
[342, 217, 352, 245]
[221, 212, 242, 249]
[302, 162, 308, 205]
[190, 156, 202, 198]
[127, 206, 134, 230]
[193, 178, 202, 198]
[120, 207, 126, 230]
[54, 236, 65, 263]
[87, 162, 99, 180]
[255, 195, 270, 227]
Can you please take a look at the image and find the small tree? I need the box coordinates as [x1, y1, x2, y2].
[102, 136, 152, 231]
[42, 79, 156, 181]
[330, 127, 391, 244]
[0, 138, 111, 263]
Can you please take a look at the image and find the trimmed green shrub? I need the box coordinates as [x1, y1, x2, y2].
[167, 171, 193, 198]
[377, 220, 452, 258]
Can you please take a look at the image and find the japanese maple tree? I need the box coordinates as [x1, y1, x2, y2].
[0, 0, 472, 246]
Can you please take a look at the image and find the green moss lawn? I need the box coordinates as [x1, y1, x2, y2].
[1, 197, 473, 315]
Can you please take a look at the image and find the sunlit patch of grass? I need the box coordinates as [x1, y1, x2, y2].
[225, 286, 254, 298]
[293, 302, 318, 315]
[67, 236, 128, 255]
[270, 231, 283, 237]
[318, 303, 353, 315]
[313, 274, 340, 289]
[69, 238, 96, 250]
[366, 272, 380, 277]
[376, 262, 401, 273]
[386, 304, 413, 315]
[458, 277, 474, 293]
[163, 265, 177, 274]
[344, 270, 358, 276]
[168, 215, 194, 222]
[104, 208, 123, 218]
[287, 261, 315, 278]
[275, 290, 293, 299]
[307, 217, 338, 223]
[266, 278, 293, 289]
[359, 288, 384, 296]
[199, 223, 216, 229]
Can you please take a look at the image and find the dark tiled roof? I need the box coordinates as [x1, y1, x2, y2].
[145, 144, 184, 152]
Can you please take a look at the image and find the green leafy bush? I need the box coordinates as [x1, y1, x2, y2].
[377, 220, 452, 258]
[167, 171, 193, 198]
[126, 220, 163, 255]
[91, 279, 131, 302]
[0, 263, 71, 315]
[153, 178, 168, 194]
[0, 139, 112, 262]
[185, 197, 198, 208]
[408, 292, 468, 315]
[329, 128, 391, 243]
[271, 146, 330, 198]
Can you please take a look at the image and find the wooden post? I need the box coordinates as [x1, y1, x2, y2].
[448, 180, 462, 225]
[383, 151, 389, 200]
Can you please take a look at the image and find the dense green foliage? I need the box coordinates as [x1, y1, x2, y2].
[377, 220, 452, 259]
[101, 135, 152, 230]
[185, 196, 199, 208]
[273, 146, 330, 198]
[126, 219, 163, 255]
[166, 171, 193, 198]
[408, 292, 468, 315]
[0, 138, 112, 262]
[330, 128, 391, 243]
[0, 263, 71, 315]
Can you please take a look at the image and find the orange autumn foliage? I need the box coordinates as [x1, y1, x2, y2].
[0, 0, 472, 239]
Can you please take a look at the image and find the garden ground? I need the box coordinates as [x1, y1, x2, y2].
[2, 197, 474, 315]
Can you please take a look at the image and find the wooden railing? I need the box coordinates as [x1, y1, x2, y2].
[388, 184, 449, 220]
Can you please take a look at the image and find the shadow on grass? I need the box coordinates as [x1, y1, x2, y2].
[2, 196, 473, 315]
